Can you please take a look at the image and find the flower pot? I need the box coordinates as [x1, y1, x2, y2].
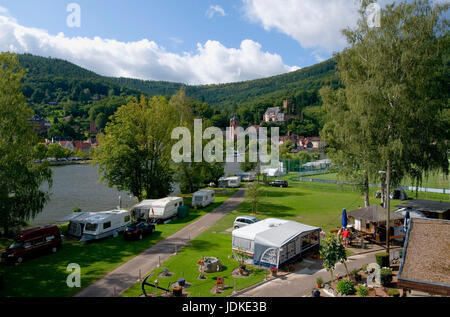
[317, 283, 322, 289]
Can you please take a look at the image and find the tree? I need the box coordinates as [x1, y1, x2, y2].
[47, 143, 69, 159]
[33, 143, 48, 160]
[246, 182, 262, 215]
[320, 234, 347, 282]
[322, 0, 449, 207]
[94, 94, 187, 200]
[0, 53, 52, 235]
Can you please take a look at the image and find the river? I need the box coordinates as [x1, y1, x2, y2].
[30, 161, 241, 227]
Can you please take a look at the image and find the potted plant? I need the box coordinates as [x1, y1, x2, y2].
[270, 266, 278, 277]
[316, 277, 324, 288]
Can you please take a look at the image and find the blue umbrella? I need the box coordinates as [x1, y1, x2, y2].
[341, 208, 348, 229]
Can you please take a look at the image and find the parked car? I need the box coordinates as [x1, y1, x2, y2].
[1, 225, 62, 264]
[234, 216, 260, 229]
[124, 222, 155, 240]
[269, 180, 288, 188]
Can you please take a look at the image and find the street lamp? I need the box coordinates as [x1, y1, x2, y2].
[378, 168, 391, 257]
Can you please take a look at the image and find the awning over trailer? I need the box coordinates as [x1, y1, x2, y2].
[254, 221, 320, 248]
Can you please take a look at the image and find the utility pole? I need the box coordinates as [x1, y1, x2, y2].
[386, 160, 391, 257]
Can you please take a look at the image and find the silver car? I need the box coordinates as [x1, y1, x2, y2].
[234, 216, 260, 229]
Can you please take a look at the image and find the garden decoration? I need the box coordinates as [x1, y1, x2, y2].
[141, 274, 171, 297]
[198, 257, 223, 273]
[366, 263, 381, 288]
[270, 266, 278, 277]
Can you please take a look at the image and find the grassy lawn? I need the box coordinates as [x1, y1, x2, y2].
[121, 177, 399, 297]
[309, 172, 449, 190]
[0, 190, 236, 297]
[122, 175, 449, 298]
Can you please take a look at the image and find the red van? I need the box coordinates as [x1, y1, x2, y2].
[1, 225, 62, 264]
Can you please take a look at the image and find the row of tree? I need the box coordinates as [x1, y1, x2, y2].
[321, 0, 449, 207]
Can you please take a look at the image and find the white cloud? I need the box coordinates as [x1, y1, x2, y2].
[0, 14, 298, 84]
[243, 0, 361, 55]
[206, 5, 226, 18]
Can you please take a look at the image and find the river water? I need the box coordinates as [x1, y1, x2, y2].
[31, 161, 241, 227]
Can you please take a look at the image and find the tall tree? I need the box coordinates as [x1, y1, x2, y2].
[322, 0, 449, 206]
[94, 95, 184, 200]
[0, 53, 52, 235]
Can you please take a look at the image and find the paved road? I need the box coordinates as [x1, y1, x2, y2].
[235, 250, 382, 297]
[75, 188, 246, 297]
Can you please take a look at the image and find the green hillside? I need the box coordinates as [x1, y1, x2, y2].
[16, 53, 339, 139]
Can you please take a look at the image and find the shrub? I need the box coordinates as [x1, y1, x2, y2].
[356, 285, 369, 297]
[380, 268, 393, 286]
[336, 280, 355, 295]
[387, 288, 400, 297]
[316, 277, 323, 285]
[375, 252, 390, 268]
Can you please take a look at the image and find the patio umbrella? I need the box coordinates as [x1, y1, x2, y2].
[341, 208, 348, 229]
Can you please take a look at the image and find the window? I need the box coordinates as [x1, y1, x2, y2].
[103, 222, 111, 230]
[45, 235, 55, 242]
[24, 242, 31, 249]
[124, 215, 130, 222]
[85, 223, 98, 231]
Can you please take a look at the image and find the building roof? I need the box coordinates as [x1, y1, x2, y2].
[265, 107, 280, 115]
[255, 221, 321, 248]
[233, 218, 289, 241]
[347, 205, 404, 222]
[232, 218, 321, 246]
[398, 218, 450, 295]
[395, 199, 450, 214]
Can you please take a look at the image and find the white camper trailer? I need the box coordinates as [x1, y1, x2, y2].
[60, 212, 97, 238]
[192, 190, 215, 208]
[79, 209, 132, 242]
[131, 197, 184, 222]
[218, 177, 241, 188]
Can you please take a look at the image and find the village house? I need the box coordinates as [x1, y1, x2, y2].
[29, 115, 51, 136]
[263, 107, 285, 123]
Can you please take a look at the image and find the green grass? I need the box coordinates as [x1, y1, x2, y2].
[122, 176, 450, 298]
[0, 191, 236, 297]
[309, 172, 449, 190]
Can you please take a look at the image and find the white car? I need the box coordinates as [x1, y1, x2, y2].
[233, 216, 260, 229]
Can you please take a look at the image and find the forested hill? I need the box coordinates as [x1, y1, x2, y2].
[17, 53, 339, 139]
[18, 53, 339, 110]
[112, 58, 339, 109]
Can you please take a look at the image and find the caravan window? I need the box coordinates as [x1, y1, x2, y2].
[85, 223, 98, 231]
[103, 222, 112, 230]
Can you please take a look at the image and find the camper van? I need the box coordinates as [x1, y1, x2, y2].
[218, 177, 241, 188]
[80, 210, 131, 242]
[131, 197, 184, 222]
[192, 190, 215, 208]
[1, 226, 62, 263]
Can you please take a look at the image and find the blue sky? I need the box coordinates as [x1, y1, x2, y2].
[0, 0, 408, 84]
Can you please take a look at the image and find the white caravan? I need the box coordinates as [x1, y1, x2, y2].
[80, 209, 132, 242]
[218, 177, 241, 188]
[131, 197, 184, 222]
[61, 212, 97, 238]
[192, 190, 215, 208]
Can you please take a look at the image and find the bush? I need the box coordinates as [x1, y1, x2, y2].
[356, 285, 369, 297]
[316, 277, 323, 285]
[387, 288, 400, 297]
[336, 280, 355, 295]
[380, 268, 393, 286]
[375, 252, 390, 268]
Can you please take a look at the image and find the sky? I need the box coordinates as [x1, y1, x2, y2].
[0, 0, 438, 85]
